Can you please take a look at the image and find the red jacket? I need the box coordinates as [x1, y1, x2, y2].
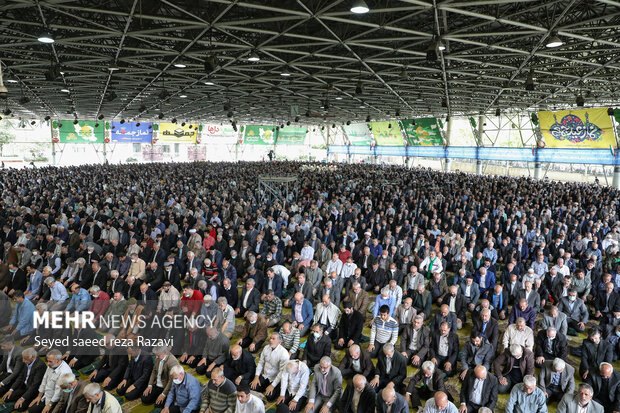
[339, 250, 352, 263]
[89, 291, 110, 321]
[181, 289, 203, 316]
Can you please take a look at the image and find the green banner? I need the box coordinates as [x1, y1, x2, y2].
[342, 123, 373, 145]
[370, 121, 404, 146]
[244, 125, 277, 145]
[277, 127, 306, 145]
[400, 118, 442, 146]
[58, 120, 104, 143]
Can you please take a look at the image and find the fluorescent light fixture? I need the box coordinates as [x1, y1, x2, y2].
[546, 34, 563, 48]
[280, 72, 291, 76]
[350, 0, 369, 14]
[204, 81, 214, 85]
[174, 63, 186, 68]
[37, 31, 54, 43]
[335, 96, 343, 100]
[179, 95, 187, 98]
[60, 89, 70, 93]
[248, 51, 260, 62]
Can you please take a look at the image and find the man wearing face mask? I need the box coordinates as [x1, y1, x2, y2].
[302, 324, 332, 370]
[558, 289, 589, 336]
[52, 373, 88, 413]
[83, 382, 122, 413]
[161, 365, 201, 413]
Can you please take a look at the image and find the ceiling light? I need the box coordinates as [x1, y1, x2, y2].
[97, 114, 104, 120]
[546, 33, 563, 48]
[60, 89, 70, 93]
[204, 81, 214, 85]
[350, 0, 369, 14]
[108, 67, 119, 71]
[437, 38, 446, 51]
[359, 105, 366, 109]
[37, 30, 54, 44]
[158, 113, 164, 119]
[280, 72, 291, 77]
[179, 95, 187, 98]
[172, 118, 177, 123]
[174, 63, 186, 68]
[248, 51, 260, 62]
[73, 119, 79, 125]
[6, 79, 17, 83]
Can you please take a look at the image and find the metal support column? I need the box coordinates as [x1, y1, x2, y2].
[612, 166, 620, 189]
[534, 162, 542, 179]
[476, 160, 482, 175]
[444, 117, 452, 172]
[51, 141, 56, 165]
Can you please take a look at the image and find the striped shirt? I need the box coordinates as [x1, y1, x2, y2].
[281, 328, 301, 355]
[370, 316, 398, 346]
[200, 378, 237, 413]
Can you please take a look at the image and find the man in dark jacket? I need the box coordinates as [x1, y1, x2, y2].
[89, 334, 129, 390]
[399, 315, 430, 367]
[6, 347, 46, 409]
[459, 330, 494, 380]
[405, 360, 448, 408]
[370, 344, 407, 392]
[335, 303, 364, 350]
[429, 322, 459, 376]
[580, 328, 614, 380]
[492, 344, 534, 393]
[222, 345, 255, 387]
[459, 366, 499, 413]
[339, 374, 376, 413]
[534, 326, 567, 367]
[339, 345, 376, 381]
[115, 346, 154, 401]
[302, 324, 332, 370]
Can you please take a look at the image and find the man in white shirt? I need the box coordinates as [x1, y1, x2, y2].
[326, 255, 343, 277]
[29, 349, 72, 413]
[277, 360, 310, 413]
[251, 333, 290, 401]
[236, 385, 265, 413]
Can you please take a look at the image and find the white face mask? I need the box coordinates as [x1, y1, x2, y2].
[173, 378, 182, 385]
[185, 293, 192, 297]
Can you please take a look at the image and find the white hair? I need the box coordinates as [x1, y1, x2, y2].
[523, 375, 536, 387]
[552, 358, 565, 371]
[170, 365, 185, 376]
[83, 383, 102, 397]
[422, 360, 435, 372]
[58, 373, 76, 388]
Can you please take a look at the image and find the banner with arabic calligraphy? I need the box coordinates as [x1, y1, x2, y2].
[202, 124, 238, 144]
[110, 122, 153, 143]
[342, 123, 373, 146]
[277, 127, 307, 145]
[538, 108, 617, 148]
[157, 123, 198, 143]
[243, 125, 277, 145]
[400, 118, 443, 146]
[58, 120, 105, 143]
[370, 121, 405, 146]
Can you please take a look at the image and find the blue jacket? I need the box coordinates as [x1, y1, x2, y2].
[10, 298, 35, 335]
[262, 273, 283, 298]
[66, 288, 92, 312]
[25, 270, 42, 298]
[292, 299, 314, 328]
[373, 295, 396, 317]
[165, 372, 201, 413]
[475, 270, 496, 295]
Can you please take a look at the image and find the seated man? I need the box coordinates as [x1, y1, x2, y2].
[370, 343, 407, 392]
[473, 308, 499, 353]
[489, 283, 509, 320]
[305, 356, 343, 413]
[116, 346, 154, 401]
[222, 345, 255, 387]
[534, 326, 567, 367]
[539, 305, 568, 337]
[237, 384, 265, 413]
[587, 362, 620, 413]
[459, 330, 494, 380]
[505, 375, 546, 413]
[0, 337, 23, 387]
[502, 317, 534, 352]
[88, 333, 129, 391]
[411, 283, 432, 320]
[1, 290, 35, 340]
[313, 294, 341, 340]
[580, 328, 614, 380]
[302, 324, 332, 370]
[459, 275, 480, 313]
[344, 281, 369, 315]
[368, 305, 399, 358]
[431, 304, 458, 333]
[339, 345, 376, 381]
[196, 326, 230, 377]
[393, 297, 417, 334]
[200, 367, 237, 413]
[1, 347, 46, 409]
[399, 315, 430, 367]
[162, 365, 201, 413]
[83, 383, 123, 413]
[279, 321, 301, 358]
[557, 383, 604, 413]
[54, 373, 88, 413]
[260, 289, 283, 328]
[508, 298, 536, 330]
[250, 333, 290, 401]
[376, 386, 408, 413]
[373, 287, 396, 318]
[237, 311, 268, 353]
[141, 346, 179, 409]
[339, 374, 376, 413]
[405, 361, 447, 409]
[440, 285, 466, 329]
[429, 321, 459, 376]
[558, 288, 589, 335]
[458, 366, 498, 413]
[336, 302, 364, 350]
[65, 283, 91, 313]
[422, 391, 458, 413]
[493, 344, 534, 394]
[276, 360, 310, 413]
[538, 358, 575, 404]
[517, 280, 541, 313]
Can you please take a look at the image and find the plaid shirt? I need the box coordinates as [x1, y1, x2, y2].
[260, 296, 283, 319]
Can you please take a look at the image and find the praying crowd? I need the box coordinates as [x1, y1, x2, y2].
[0, 160, 620, 413]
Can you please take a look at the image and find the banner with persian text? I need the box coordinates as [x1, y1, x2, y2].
[370, 121, 405, 146]
[538, 107, 617, 148]
[57, 121, 104, 143]
[243, 125, 277, 145]
[400, 118, 443, 146]
[110, 122, 153, 143]
[277, 127, 307, 145]
[342, 123, 373, 146]
[157, 123, 198, 143]
[202, 124, 238, 144]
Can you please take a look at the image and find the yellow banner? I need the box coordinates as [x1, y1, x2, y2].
[157, 123, 197, 143]
[539, 108, 616, 148]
